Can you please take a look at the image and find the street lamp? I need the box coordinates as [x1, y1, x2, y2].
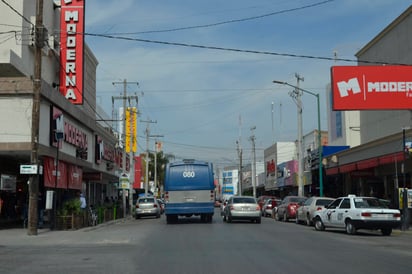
[272, 80, 323, 197]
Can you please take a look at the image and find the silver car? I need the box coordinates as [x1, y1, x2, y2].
[295, 196, 334, 226]
[223, 196, 261, 224]
[135, 197, 161, 219]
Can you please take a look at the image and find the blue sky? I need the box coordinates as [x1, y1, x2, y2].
[84, 0, 411, 168]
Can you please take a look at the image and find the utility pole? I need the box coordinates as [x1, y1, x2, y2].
[112, 79, 138, 218]
[236, 140, 243, 196]
[295, 73, 304, 197]
[28, 0, 43, 236]
[141, 119, 162, 196]
[237, 115, 243, 196]
[250, 126, 256, 198]
[154, 140, 163, 197]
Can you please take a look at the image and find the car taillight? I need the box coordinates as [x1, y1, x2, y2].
[230, 206, 234, 210]
[165, 192, 169, 202]
[361, 212, 372, 217]
[394, 213, 401, 218]
[154, 204, 158, 208]
[210, 190, 214, 201]
[256, 206, 260, 211]
[316, 207, 323, 211]
[136, 204, 139, 208]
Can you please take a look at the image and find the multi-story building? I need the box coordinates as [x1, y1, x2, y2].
[0, 1, 125, 227]
[324, 6, 412, 206]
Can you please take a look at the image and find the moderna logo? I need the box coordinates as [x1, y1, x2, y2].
[332, 66, 412, 110]
[337, 77, 361, 97]
[337, 76, 412, 98]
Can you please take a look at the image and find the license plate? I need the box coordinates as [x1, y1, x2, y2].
[241, 207, 249, 211]
[372, 214, 391, 219]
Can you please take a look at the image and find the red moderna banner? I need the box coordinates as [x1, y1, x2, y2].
[331, 66, 412, 110]
[60, 0, 85, 105]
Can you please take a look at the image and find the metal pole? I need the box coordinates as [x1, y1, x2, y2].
[317, 94, 324, 197]
[28, 0, 43, 236]
[51, 137, 60, 230]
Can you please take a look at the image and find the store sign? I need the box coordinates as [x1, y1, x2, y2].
[0, 174, 16, 192]
[331, 66, 412, 110]
[60, 0, 85, 104]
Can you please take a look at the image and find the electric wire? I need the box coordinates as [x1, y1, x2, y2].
[104, 0, 335, 35]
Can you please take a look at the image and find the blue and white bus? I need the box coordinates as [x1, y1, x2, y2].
[164, 159, 215, 223]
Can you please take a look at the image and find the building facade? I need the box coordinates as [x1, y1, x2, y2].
[0, 1, 125, 227]
[324, 6, 412, 209]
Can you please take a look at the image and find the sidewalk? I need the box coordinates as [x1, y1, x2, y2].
[0, 217, 131, 246]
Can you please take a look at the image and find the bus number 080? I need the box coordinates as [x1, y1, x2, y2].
[183, 171, 195, 178]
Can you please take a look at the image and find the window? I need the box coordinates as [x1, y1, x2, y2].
[339, 199, 351, 209]
[328, 199, 341, 209]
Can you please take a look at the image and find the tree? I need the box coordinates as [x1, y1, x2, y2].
[148, 151, 174, 192]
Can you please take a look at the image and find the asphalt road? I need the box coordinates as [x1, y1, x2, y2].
[1, 209, 411, 274]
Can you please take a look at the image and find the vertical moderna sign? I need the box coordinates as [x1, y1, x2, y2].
[60, 0, 85, 105]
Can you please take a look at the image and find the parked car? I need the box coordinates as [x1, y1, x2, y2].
[223, 196, 261, 223]
[295, 196, 335, 226]
[313, 195, 401, 236]
[135, 197, 161, 219]
[261, 198, 281, 217]
[274, 196, 307, 222]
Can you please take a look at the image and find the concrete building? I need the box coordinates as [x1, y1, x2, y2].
[0, 1, 125, 227]
[324, 6, 412, 206]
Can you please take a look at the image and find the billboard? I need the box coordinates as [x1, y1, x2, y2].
[331, 66, 412, 110]
[60, 0, 85, 105]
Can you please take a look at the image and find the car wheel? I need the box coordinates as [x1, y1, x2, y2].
[283, 212, 288, 222]
[306, 214, 312, 226]
[381, 228, 392, 236]
[345, 220, 356, 235]
[314, 217, 325, 231]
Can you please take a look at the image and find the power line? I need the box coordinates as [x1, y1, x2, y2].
[103, 0, 335, 35]
[84, 32, 410, 66]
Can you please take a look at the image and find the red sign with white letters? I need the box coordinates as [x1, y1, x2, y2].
[60, 0, 85, 105]
[331, 66, 412, 110]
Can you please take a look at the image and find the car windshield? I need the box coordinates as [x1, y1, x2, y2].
[139, 198, 155, 203]
[316, 199, 333, 206]
[290, 197, 306, 203]
[233, 197, 256, 204]
[354, 198, 388, 208]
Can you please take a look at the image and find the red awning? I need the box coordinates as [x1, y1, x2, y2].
[325, 167, 339, 176]
[379, 151, 404, 165]
[357, 158, 378, 170]
[339, 163, 357, 173]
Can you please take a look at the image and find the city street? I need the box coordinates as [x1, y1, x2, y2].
[1, 209, 411, 274]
